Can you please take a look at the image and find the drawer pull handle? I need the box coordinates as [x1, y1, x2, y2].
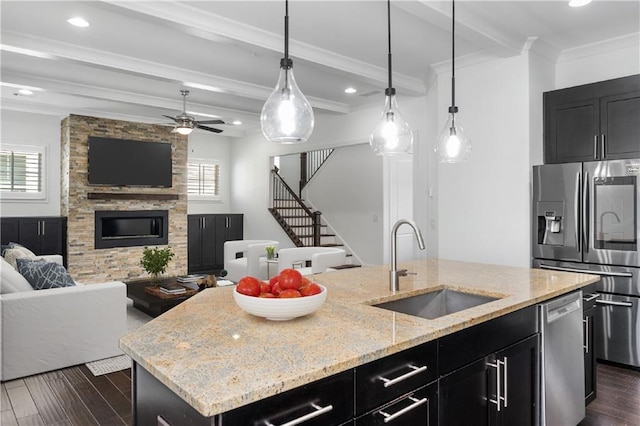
[265, 403, 333, 426]
[378, 396, 428, 423]
[378, 364, 427, 388]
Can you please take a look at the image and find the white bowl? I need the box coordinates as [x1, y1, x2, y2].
[233, 285, 327, 321]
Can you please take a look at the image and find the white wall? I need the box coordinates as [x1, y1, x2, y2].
[555, 35, 640, 89]
[231, 97, 430, 264]
[436, 54, 532, 267]
[0, 111, 62, 217]
[0, 112, 233, 217]
[186, 131, 234, 214]
[306, 144, 383, 265]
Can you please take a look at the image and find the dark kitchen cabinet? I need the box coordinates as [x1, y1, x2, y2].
[213, 214, 243, 269]
[0, 217, 67, 265]
[544, 74, 640, 164]
[439, 334, 539, 426]
[187, 214, 243, 274]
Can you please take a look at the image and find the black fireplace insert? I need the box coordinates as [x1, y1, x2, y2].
[95, 210, 168, 249]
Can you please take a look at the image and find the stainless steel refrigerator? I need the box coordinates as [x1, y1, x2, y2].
[532, 159, 640, 368]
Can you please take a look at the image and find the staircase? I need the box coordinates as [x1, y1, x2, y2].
[269, 169, 358, 267]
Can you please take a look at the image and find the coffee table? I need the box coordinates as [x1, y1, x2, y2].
[125, 277, 197, 318]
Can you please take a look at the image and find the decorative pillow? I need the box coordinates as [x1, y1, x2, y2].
[16, 258, 76, 290]
[3, 247, 37, 269]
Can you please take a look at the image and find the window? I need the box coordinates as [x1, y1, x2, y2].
[187, 159, 220, 199]
[0, 145, 45, 200]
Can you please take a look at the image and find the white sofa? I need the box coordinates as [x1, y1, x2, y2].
[224, 240, 280, 282]
[277, 247, 347, 276]
[0, 255, 127, 381]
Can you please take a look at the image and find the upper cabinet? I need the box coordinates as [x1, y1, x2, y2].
[544, 74, 640, 164]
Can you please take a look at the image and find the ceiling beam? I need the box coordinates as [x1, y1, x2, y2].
[102, 0, 426, 95]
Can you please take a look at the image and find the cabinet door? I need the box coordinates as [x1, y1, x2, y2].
[213, 215, 228, 270]
[584, 306, 597, 404]
[200, 216, 217, 271]
[601, 91, 640, 160]
[356, 382, 437, 426]
[17, 218, 42, 254]
[38, 218, 64, 255]
[545, 97, 600, 163]
[227, 214, 243, 241]
[187, 216, 204, 273]
[439, 357, 490, 426]
[495, 334, 539, 426]
[0, 218, 19, 245]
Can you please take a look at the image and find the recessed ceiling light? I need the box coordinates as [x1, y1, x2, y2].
[18, 89, 34, 96]
[67, 17, 89, 28]
[569, 0, 592, 7]
[232, 120, 242, 126]
[344, 87, 357, 94]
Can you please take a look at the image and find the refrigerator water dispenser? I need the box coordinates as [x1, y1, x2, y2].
[537, 202, 564, 246]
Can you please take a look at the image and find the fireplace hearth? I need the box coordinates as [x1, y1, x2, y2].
[95, 210, 168, 249]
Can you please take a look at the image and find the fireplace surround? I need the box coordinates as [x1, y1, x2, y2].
[95, 210, 168, 249]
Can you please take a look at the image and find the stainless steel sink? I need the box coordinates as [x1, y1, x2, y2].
[373, 289, 499, 320]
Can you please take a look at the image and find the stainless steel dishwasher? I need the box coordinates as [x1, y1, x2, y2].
[539, 291, 585, 426]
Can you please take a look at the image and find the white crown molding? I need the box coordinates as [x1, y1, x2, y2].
[395, 1, 522, 58]
[558, 32, 640, 63]
[522, 36, 561, 64]
[1, 31, 350, 114]
[430, 52, 496, 76]
[103, 0, 426, 95]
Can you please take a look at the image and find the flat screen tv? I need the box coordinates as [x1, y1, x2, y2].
[88, 137, 172, 187]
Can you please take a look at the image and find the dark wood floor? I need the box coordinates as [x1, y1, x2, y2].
[579, 363, 640, 426]
[1, 365, 131, 425]
[1, 362, 638, 425]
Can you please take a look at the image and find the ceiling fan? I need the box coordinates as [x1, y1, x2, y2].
[163, 90, 224, 135]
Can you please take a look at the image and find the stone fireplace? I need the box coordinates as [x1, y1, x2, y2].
[61, 114, 187, 283]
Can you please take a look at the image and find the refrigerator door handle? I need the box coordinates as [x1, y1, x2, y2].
[575, 171, 581, 253]
[539, 264, 633, 277]
[596, 299, 633, 308]
[583, 171, 589, 254]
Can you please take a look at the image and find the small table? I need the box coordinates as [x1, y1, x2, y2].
[126, 277, 197, 318]
[265, 259, 278, 279]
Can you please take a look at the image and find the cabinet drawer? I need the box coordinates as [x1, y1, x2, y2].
[355, 382, 437, 426]
[355, 341, 437, 416]
[222, 369, 354, 426]
[439, 305, 537, 375]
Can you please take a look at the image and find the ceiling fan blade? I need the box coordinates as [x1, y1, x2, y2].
[195, 119, 225, 125]
[162, 115, 179, 123]
[196, 124, 223, 133]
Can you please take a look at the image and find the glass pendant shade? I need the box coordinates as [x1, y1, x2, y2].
[436, 111, 471, 162]
[369, 92, 413, 155]
[261, 65, 314, 144]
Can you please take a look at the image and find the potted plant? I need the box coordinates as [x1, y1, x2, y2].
[140, 246, 175, 285]
[265, 245, 276, 260]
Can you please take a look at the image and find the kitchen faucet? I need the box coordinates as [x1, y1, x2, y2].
[390, 219, 426, 292]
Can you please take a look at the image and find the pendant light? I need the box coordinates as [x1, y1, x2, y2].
[369, 0, 413, 156]
[436, 0, 471, 163]
[261, 0, 314, 144]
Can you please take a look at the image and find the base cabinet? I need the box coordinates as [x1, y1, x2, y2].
[439, 334, 539, 426]
[0, 217, 67, 265]
[132, 306, 541, 426]
[187, 214, 243, 274]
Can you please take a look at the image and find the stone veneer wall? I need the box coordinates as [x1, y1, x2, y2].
[60, 114, 187, 283]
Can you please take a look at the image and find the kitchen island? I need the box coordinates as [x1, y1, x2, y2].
[120, 258, 599, 425]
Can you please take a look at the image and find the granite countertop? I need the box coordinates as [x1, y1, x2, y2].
[119, 258, 599, 417]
